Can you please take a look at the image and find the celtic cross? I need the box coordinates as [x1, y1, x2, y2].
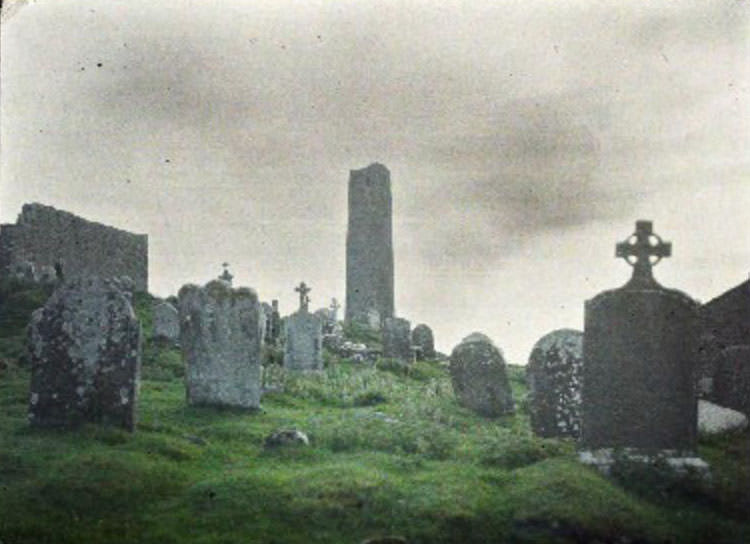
[615, 220, 671, 287]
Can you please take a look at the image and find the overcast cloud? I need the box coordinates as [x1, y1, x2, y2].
[2, 0, 747, 362]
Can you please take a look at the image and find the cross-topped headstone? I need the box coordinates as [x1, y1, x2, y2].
[219, 262, 233, 285]
[295, 281, 311, 312]
[615, 220, 671, 287]
[329, 297, 341, 322]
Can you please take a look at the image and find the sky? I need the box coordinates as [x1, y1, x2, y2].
[1, 0, 748, 363]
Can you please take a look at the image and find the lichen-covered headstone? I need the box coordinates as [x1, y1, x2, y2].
[179, 280, 263, 409]
[28, 276, 141, 430]
[411, 323, 435, 360]
[383, 317, 412, 363]
[449, 332, 514, 417]
[153, 301, 179, 343]
[710, 345, 750, 417]
[526, 329, 583, 438]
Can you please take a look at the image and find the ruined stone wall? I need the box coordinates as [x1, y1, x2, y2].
[0, 203, 148, 291]
[345, 163, 394, 328]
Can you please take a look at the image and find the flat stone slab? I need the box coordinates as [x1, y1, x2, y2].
[579, 448, 710, 480]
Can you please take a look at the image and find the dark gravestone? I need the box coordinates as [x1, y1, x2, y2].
[710, 346, 750, 417]
[412, 323, 435, 360]
[28, 276, 142, 431]
[581, 221, 700, 452]
[383, 317, 412, 363]
[449, 332, 514, 417]
[345, 163, 395, 329]
[527, 329, 583, 438]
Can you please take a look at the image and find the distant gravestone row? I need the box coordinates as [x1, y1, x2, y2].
[17, 199, 745, 482]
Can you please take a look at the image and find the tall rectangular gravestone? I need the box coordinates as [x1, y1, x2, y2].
[580, 222, 703, 469]
[284, 282, 323, 371]
[179, 279, 263, 409]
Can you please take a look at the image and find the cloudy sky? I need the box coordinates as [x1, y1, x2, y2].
[2, 0, 748, 363]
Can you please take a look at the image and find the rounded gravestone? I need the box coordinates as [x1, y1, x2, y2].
[412, 324, 435, 360]
[526, 329, 583, 438]
[28, 276, 142, 431]
[449, 332, 514, 417]
[711, 345, 750, 417]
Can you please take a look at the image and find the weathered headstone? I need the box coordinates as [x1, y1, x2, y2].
[383, 317, 412, 363]
[179, 279, 263, 409]
[153, 301, 179, 343]
[449, 332, 514, 417]
[581, 221, 701, 460]
[27, 276, 142, 430]
[345, 163, 394, 329]
[526, 329, 583, 438]
[710, 345, 750, 417]
[411, 323, 435, 360]
[284, 282, 323, 371]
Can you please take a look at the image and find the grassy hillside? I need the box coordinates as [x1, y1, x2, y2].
[0, 283, 748, 543]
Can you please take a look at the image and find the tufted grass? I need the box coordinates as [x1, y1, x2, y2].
[0, 283, 749, 543]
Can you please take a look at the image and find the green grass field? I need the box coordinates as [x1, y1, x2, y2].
[0, 281, 748, 543]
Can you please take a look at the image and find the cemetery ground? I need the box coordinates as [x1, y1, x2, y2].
[0, 281, 749, 543]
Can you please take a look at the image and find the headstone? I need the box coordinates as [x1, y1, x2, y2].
[179, 279, 263, 409]
[218, 262, 233, 286]
[153, 301, 179, 343]
[314, 307, 334, 334]
[581, 221, 701, 456]
[329, 297, 341, 323]
[269, 299, 281, 345]
[383, 317, 412, 363]
[526, 329, 583, 438]
[261, 302, 273, 343]
[710, 345, 750, 417]
[345, 163, 395, 329]
[411, 323, 435, 360]
[284, 282, 323, 371]
[449, 332, 514, 417]
[27, 276, 141, 430]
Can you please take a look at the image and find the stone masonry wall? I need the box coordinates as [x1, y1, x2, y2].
[0, 203, 148, 292]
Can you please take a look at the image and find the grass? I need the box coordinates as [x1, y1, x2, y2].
[0, 283, 749, 543]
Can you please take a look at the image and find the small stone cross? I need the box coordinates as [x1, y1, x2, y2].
[615, 220, 671, 287]
[295, 281, 311, 312]
[329, 297, 341, 321]
[219, 262, 234, 285]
